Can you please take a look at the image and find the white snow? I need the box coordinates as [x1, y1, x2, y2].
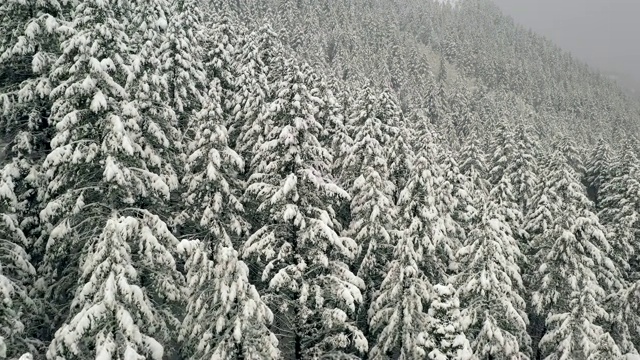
[90, 90, 108, 112]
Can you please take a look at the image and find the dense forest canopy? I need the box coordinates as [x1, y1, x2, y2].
[1, 0, 640, 359]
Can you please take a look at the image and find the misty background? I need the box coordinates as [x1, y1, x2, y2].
[492, 0, 640, 96]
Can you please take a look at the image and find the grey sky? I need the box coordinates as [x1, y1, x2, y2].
[491, 0, 640, 93]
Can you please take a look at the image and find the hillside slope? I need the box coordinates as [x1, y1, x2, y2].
[221, 0, 640, 147]
[2, 0, 640, 359]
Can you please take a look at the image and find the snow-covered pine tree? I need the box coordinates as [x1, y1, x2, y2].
[584, 138, 613, 209]
[551, 135, 586, 175]
[178, 239, 279, 359]
[315, 78, 351, 177]
[175, 42, 280, 356]
[367, 228, 431, 359]
[242, 60, 367, 358]
[436, 145, 474, 263]
[488, 121, 538, 240]
[424, 75, 449, 128]
[0, 162, 37, 359]
[512, 123, 540, 217]
[521, 152, 560, 358]
[339, 92, 396, 340]
[161, 0, 208, 132]
[523, 153, 559, 258]
[200, 13, 242, 99]
[454, 194, 531, 359]
[599, 143, 640, 353]
[538, 279, 621, 360]
[597, 142, 640, 281]
[488, 169, 527, 245]
[126, 0, 180, 182]
[531, 151, 622, 360]
[0, 2, 73, 352]
[397, 147, 453, 285]
[459, 133, 491, 199]
[41, 0, 185, 357]
[458, 133, 491, 233]
[0, 0, 69, 272]
[345, 86, 414, 202]
[588, 332, 624, 360]
[384, 104, 415, 199]
[175, 71, 245, 247]
[0, 0, 65, 94]
[423, 284, 475, 360]
[606, 280, 640, 355]
[232, 24, 284, 162]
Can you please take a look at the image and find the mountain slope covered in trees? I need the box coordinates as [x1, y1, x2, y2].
[1, 0, 640, 359]
[226, 0, 640, 146]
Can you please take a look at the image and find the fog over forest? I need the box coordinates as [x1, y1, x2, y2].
[493, 0, 640, 94]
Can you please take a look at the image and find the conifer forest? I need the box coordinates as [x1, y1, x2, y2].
[2, 0, 640, 359]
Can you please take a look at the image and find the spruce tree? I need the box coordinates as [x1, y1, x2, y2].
[398, 148, 453, 285]
[161, 0, 208, 131]
[532, 152, 621, 360]
[597, 142, 640, 281]
[436, 145, 473, 264]
[588, 332, 624, 360]
[423, 284, 475, 360]
[174, 75, 246, 247]
[584, 138, 613, 209]
[459, 134, 491, 198]
[488, 121, 538, 238]
[340, 101, 396, 340]
[458, 134, 491, 233]
[454, 194, 531, 359]
[41, 0, 184, 356]
[345, 86, 414, 199]
[241, 60, 367, 358]
[179, 240, 279, 359]
[607, 280, 640, 355]
[0, 163, 37, 359]
[367, 229, 431, 359]
[512, 123, 540, 217]
[232, 25, 284, 162]
[175, 41, 279, 356]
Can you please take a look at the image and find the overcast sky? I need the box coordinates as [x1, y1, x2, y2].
[491, 0, 640, 93]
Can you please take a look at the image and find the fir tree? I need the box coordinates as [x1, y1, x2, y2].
[588, 332, 624, 360]
[398, 148, 453, 284]
[532, 152, 622, 360]
[178, 240, 279, 359]
[174, 57, 246, 249]
[607, 280, 640, 355]
[488, 121, 538, 237]
[0, 162, 37, 359]
[161, 0, 208, 130]
[232, 25, 284, 162]
[539, 281, 620, 360]
[597, 142, 640, 281]
[436, 145, 473, 263]
[41, 0, 184, 356]
[458, 134, 491, 233]
[423, 284, 475, 360]
[367, 230, 431, 360]
[459, 133, 490, 199]
[345, 86, 414, 199]
[340, 102, 396, 340]
[584, 138, 613, 209]
[454, 195, 531, 359]
[512, 123, 540, 217]
[242, 60, 367, 358]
